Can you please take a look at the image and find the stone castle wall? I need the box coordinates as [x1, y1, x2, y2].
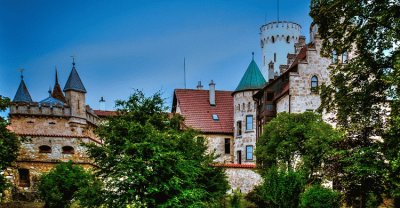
[206, 134, 234, 163]
[225, 167, 262, 194]
[233, 91, 257, 164]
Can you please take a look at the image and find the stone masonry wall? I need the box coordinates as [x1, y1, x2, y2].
[225, 168, 262, 194]
[233, 91, 257, 164]
[206, 134, 234, 163]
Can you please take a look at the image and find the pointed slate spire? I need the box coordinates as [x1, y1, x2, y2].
[63, 60, 87, 93]
[13, 72, 33, 103]
[235, 53, 266, 92]
[52, 67, 67, 102]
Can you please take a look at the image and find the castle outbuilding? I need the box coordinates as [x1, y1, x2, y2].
[6, 61, 101, 197]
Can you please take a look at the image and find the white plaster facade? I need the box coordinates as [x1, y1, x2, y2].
[260, 21, 302, 79]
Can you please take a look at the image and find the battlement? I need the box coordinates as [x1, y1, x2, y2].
[10, 102, 71, 117]
[260, 21, 302, 32]
[9, 102, 99, 125]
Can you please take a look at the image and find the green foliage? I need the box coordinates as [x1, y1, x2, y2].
[0, 96, 20, 195]
[246, 167, 306, 208]
[310, 0, 400, 206]
[85, 90, 229, 207]
[299, 185, 341, 208]
[256, 112, 342, 181]
[38, 161, 102, 208]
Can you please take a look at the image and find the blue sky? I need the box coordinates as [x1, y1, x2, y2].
[0, 0, 312, 112]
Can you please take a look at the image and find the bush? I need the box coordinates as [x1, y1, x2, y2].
[246, 167, 306, 208]
[38, 161, 102, 208]
[300, 185, 341, 208]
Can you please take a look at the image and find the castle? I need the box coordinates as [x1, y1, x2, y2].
[5, 61, 104, 198]
[171, 21, 349, 192]
[4, 20, 349, 196]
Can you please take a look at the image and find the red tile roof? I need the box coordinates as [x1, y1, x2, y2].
[173, 89, 233, 134]
[93, 110, 117, 117]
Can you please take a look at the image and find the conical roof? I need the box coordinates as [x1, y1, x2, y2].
[52, 68, 66, 102]
[63, 64, 86, 93]
[234, 59, 266, 92]
[13, 79, 33, 103]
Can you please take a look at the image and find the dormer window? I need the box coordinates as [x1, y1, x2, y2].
[212, 114, 219, 121]
[39, 145, 52, 153]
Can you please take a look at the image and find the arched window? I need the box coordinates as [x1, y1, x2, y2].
[248, 102, 251, 111]
[342, 51, 348, 63]
[39, 145, 51, 153]
[62, 146, 75, 154]
[271, 36, 275, 43]
[242, 103, 245, 111]
[332, 51, 338, 64]
[311, 76, 318, 91]
[286, 36, 290, 43]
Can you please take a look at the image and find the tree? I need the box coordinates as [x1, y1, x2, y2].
[310, 1, 400, 206]
[246, 167, 306, 208]
[299, 185, 341, 208]
[0, 96, 20, 197]
[38, 161, 103, 208]
[85, 90, 229, 207]
[256, 112, 342, 182]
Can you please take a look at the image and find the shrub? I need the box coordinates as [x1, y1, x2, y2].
[300, 185, 341, 208]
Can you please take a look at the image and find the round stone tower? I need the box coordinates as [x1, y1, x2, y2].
[260, 21, 302, 80]
[233, 54, 266, 164]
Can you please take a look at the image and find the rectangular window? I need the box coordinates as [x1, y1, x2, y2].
[224, 138, 230, 154]
[246, 145, 254, 160]
[246, 115, 253, 130]
[237, 121, 242, 136]
[18, 169, 30, 187]
[267, 92, 274, 101]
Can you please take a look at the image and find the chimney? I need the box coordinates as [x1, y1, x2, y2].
[287, 53, 296, 65]
[274, 71, 279, 79]
[268, 61, 275, 81]
[99, 97, 106, 111]
[295, 35, 306, 54]
[196, 81, 203, 90]
[209, 80, 216, 106]
[279, 65, 289, 74]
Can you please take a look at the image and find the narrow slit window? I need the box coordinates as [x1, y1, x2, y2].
[237, 121, 242, 136]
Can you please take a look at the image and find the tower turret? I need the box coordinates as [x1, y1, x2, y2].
[260, 21, 302, 79]
[52, 67, 66, 103]
[13, 72, 33, 103]
[64, 60, 87, 118]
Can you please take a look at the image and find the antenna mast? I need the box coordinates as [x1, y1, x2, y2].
[184, 57, 186, 89]
[277, 0, 280, 22]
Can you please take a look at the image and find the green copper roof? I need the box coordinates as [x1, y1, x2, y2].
[235, 59, 266, 92]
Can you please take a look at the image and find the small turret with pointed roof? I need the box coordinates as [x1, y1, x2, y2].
[64, 58, 87, 119]
[52, 67, 66, 103]
[63, 58, 87, 93]
[13, 70, 33, 103]
[234, 52, 266, 93]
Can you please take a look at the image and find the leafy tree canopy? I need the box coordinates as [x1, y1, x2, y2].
[85, 90, 229, 207]
[0, 96, 20, 195]
[256, 112, 342, 181]
[310, 1, 399, 206]
[38, 161, 102, 208]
